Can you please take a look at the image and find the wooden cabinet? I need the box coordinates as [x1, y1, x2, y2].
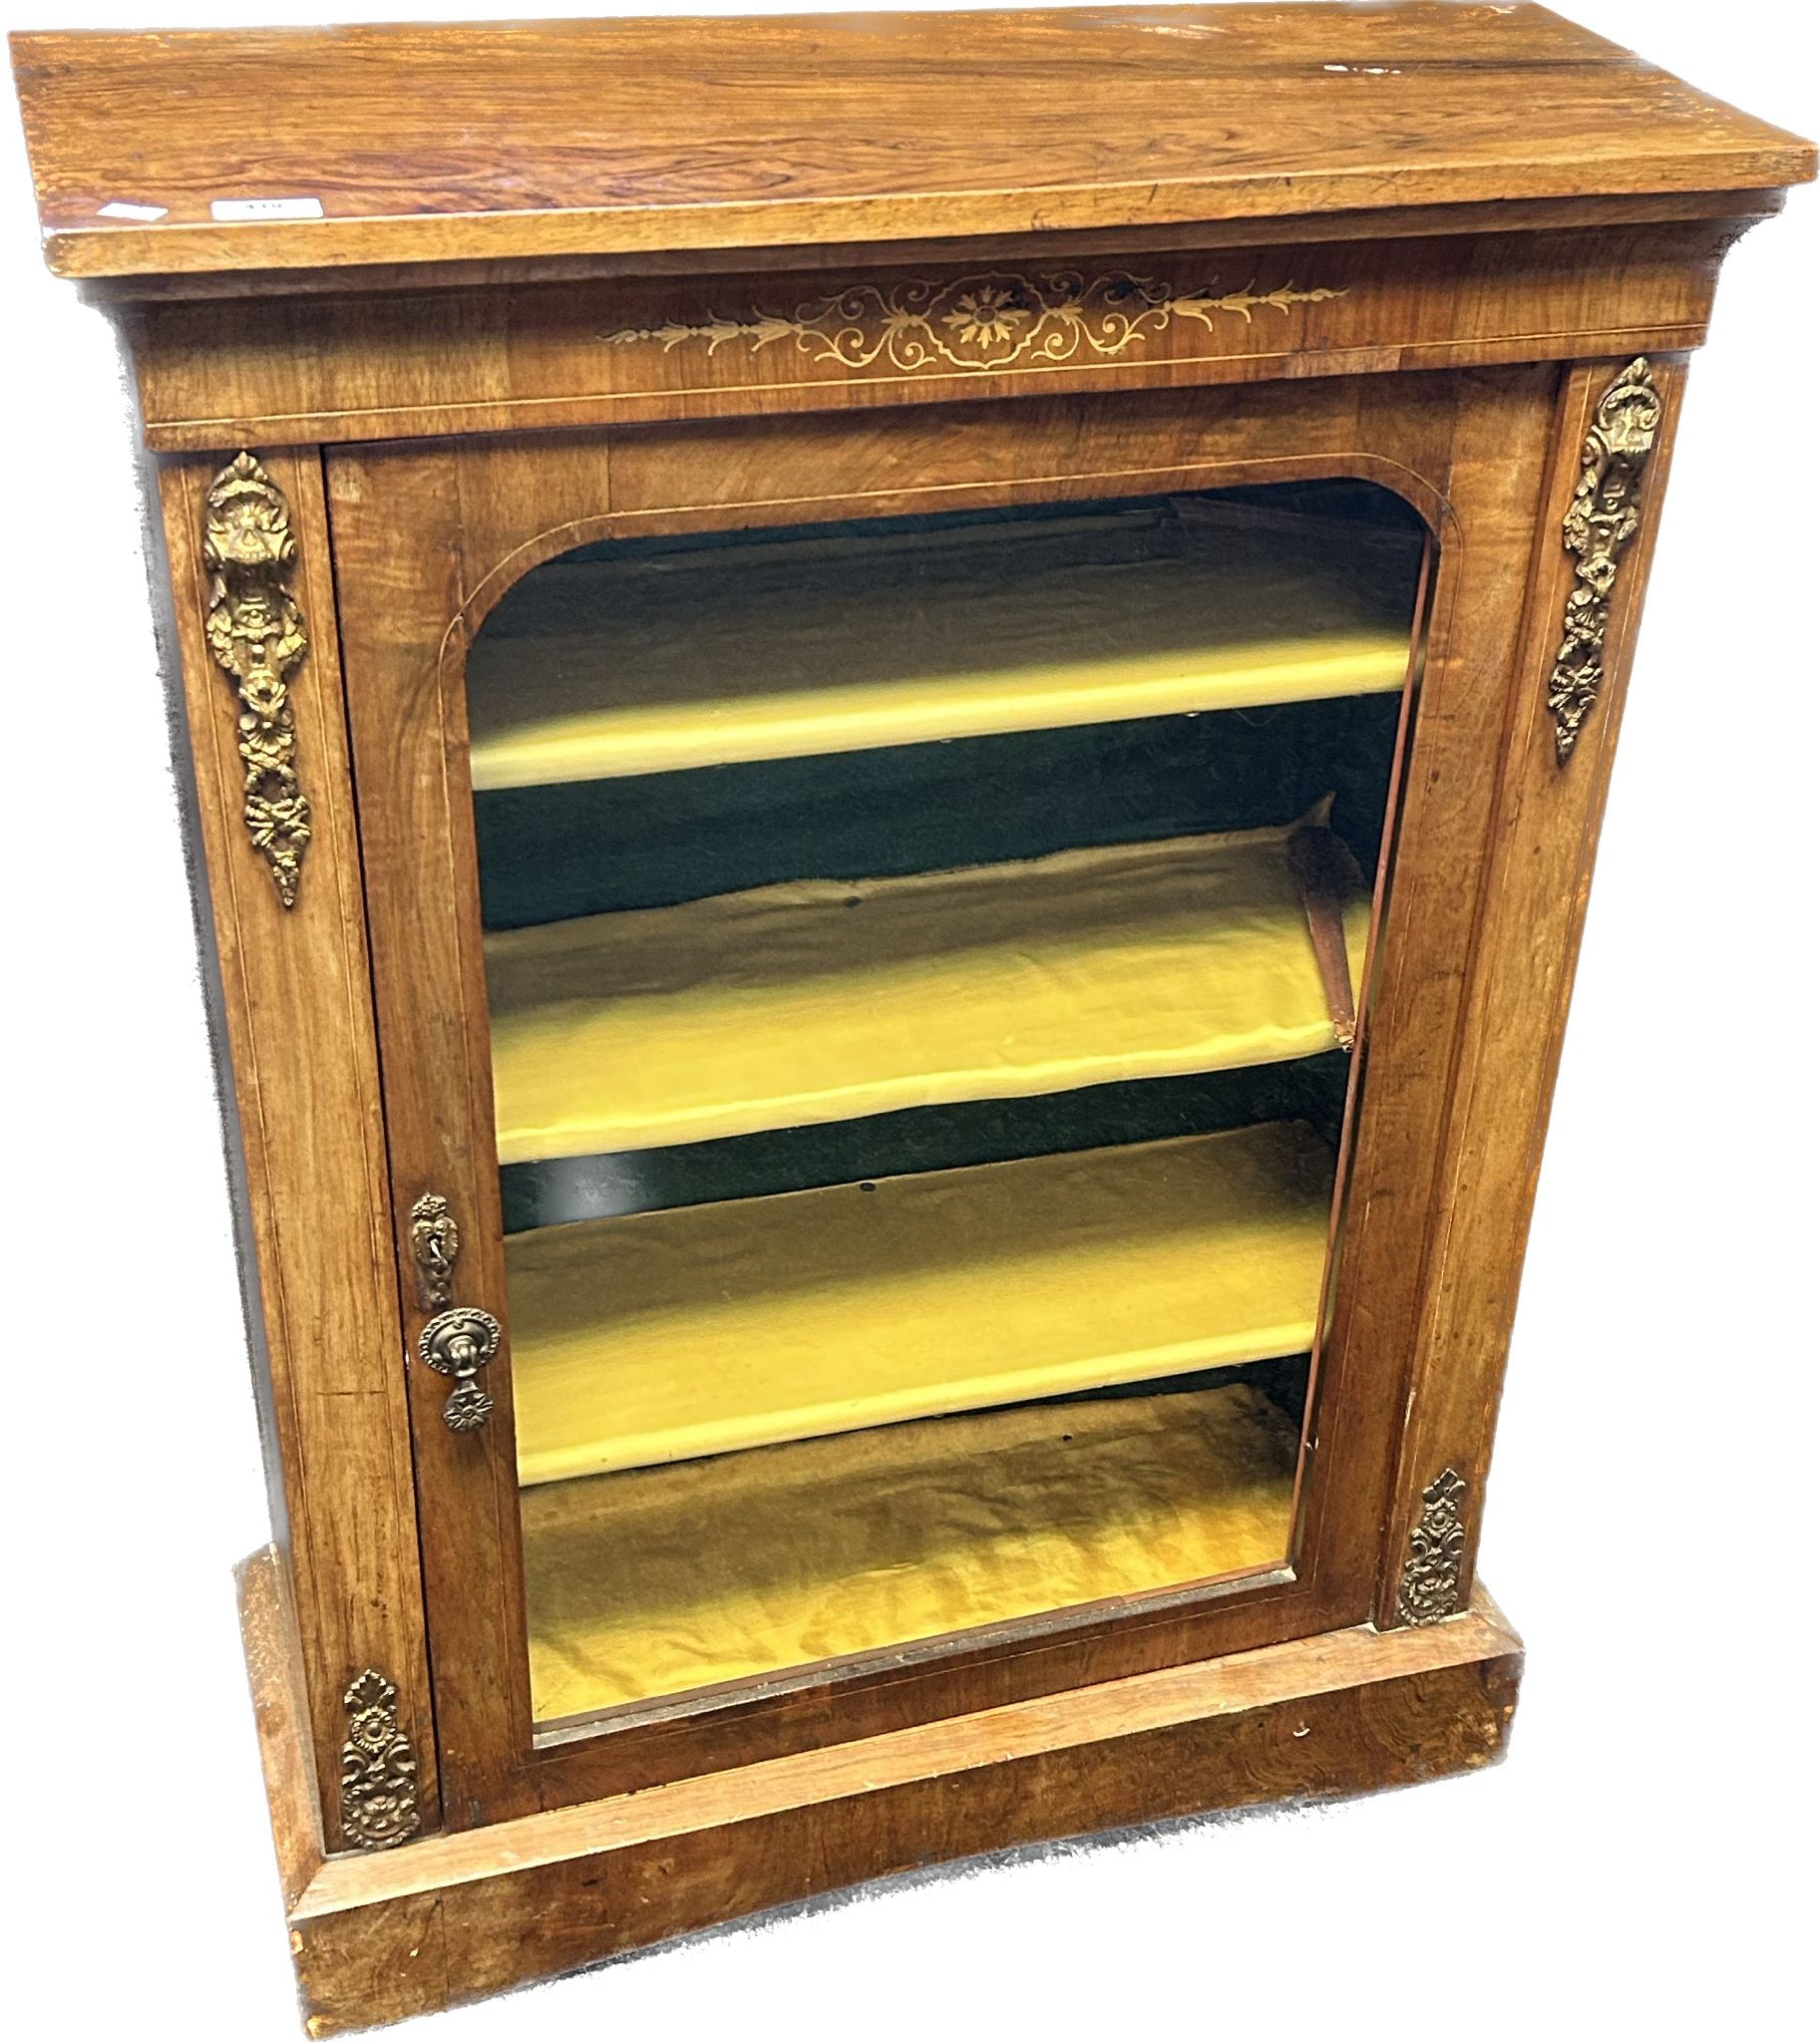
[10, 5, 1811, 2029]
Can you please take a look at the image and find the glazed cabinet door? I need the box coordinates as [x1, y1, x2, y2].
[328, 362, 1654, 1828]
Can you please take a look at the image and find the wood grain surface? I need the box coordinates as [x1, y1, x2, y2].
[57, 14, 1804, 2018]
[12, 5, 1812, 279]
[157, 454, 436, 1849]
[1374, 354, 1688, 1620]
[121, 213, 1751, 451]
[325, 363, 1576, 1829]
[235, 1547, 1522, 2033]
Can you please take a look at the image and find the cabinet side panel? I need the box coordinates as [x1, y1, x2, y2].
[1378, 356, 1688, 1621]
[157, 452, 438, 1845]
[137, 434, 295, 1563]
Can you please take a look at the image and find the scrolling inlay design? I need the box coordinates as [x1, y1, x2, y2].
[1395, 1468, 1470, 1627]
[1548, 357, 1663, 763]
[339, 1667, 421, 1851]
[201, 453, 313, 907]
[601, 270, 1345, 374]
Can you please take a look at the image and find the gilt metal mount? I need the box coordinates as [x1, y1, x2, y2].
[339, 1667, 420, 1851]
[419, 1305, 502, 1432]
[408, 1192, 501, 1430]
[410, 1192, 460, 1310]
[1548, 357, 1663, 762]
[201, 452, 313, 906]
[1395, 1468, 1470, 1626]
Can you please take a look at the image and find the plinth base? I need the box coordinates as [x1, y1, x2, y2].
[238, 1547, 1521, 2034]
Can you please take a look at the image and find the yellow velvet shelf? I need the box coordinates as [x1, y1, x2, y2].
[486, 822, 1367, 1164]
[466, 506, 1418, 789]
[522, 1379, 1300, 1721]
[509, 1120, 1334, 1487]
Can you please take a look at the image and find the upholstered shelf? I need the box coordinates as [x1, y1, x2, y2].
[465, 505, 1419, 788]
[486, 817, 1366, 1164]
[509, 1119, 1333, 1487]
[522, 1378, 1300, 1720]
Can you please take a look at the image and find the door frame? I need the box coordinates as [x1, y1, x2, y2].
[330, 364, 1571, 1829]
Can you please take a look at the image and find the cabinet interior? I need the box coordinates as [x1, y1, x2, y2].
[467, 483, 1426, 1727]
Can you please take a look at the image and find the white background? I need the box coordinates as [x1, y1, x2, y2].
[1, 3, 1813, 2036]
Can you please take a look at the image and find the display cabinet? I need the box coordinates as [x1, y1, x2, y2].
[10, 5, 1811, 2030]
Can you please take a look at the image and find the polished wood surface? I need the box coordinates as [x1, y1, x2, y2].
[1377, 354, 1686, 1618]
[121, 212, 1751, 452]
[329, 365, 1565, 1828]
[18, 6, 1808, 2023]
[157, 453, 437, 1850]
[237, 1546, 1522, 2033]
[12, 6, 1812, 279]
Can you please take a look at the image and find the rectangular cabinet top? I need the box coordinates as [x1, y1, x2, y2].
[11, 4, 1814, 281]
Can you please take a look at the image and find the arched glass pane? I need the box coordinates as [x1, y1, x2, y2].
[465, 481, 1428, 1728]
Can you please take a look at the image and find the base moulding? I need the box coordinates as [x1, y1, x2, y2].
[238, 1546, 1522, 2034]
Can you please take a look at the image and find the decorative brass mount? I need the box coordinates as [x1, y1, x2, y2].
[410, 1192, 460, 1310]
[200, 452, 313, 906]
[420, 1306, 502, 1432]
[1395, 1468, 1469, 1626]
[339, 1667, 420, 1851]
[1548, 357, 1663, 763]
[408, 1189, 501, 1430]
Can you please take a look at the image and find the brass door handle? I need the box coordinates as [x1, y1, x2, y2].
[419, 1305, 502, 1433]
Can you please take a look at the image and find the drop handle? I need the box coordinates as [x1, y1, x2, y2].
[419, 1305, 502, 1433]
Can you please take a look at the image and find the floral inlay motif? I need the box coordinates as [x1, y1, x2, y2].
[601, 269, 1346, 376]
[941, 283, 1030, 348]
